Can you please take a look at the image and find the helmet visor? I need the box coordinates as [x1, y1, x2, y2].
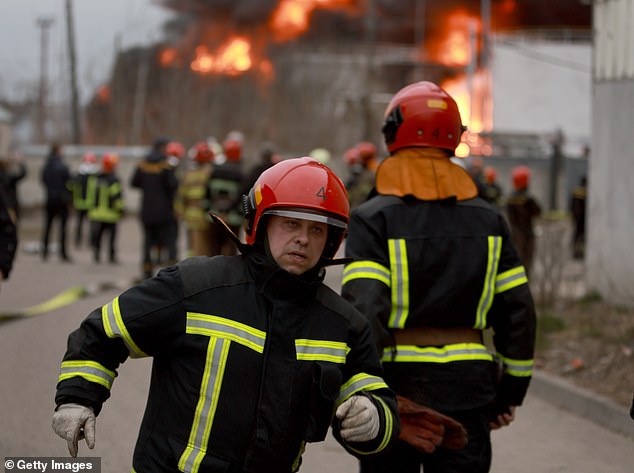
[263, 209, 347, 229]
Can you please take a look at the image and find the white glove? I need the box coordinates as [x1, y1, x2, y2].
[52, 403, 96, 457]
[336, 395, 380, 442]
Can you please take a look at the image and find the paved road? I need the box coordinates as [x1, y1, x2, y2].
[1, 215, 632, 471]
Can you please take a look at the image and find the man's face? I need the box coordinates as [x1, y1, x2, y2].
[266, 215, 328, 275]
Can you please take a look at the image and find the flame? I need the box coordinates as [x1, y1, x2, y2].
[428, 10, 480, 67]
[96, 85, 111, 104]
[270, 0, 354, 42]
[191, 37, 253, 75]
[159, 48, 178, 67]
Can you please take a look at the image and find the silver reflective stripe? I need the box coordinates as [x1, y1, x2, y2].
[101, 297, 148, 358]
[337, 373, 389, 405]
[382, 343, 494, 363]
[495, 266, 528, 293]
[388, 239, 409, 328]
[342, 261, 391, 287]
[186, 313, 266, 353]
[474, 236, 502, 329]
[295, 339, 349, 363]
[58, 360, 116, 390]
[178, 338, 230, 473]
[500, 355, 534, 377]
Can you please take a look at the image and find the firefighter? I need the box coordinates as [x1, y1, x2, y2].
[205, 138, 245, 256]
[0, 185, 17, 293]
[130, 138, 179, 278]
[345, 141, 379, 210]
[482, 165, 503, 208]
[506, 165, 542, 276]
[341, 81, 537, 473]
[69, 152, 99, 248]
[174, 141, 214, 256]
[52, 157, 401, 471]
[569, 175, 587, 260]
[88, 153, 124, 264]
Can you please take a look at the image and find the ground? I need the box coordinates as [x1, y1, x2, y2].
[534, 292, 634, 408]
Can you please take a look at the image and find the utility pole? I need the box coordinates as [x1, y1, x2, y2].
[36, 16, 54, 144]
[414, 0, 426, 81]
[361, 0, 377, 141]
[65, 0, 82, 143]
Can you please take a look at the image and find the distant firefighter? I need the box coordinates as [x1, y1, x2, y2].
[506, 165, 542, 276]
[569, 175, 587, 260]
[481, 165, 503, 207]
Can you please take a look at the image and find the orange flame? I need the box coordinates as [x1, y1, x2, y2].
[159, 47, 179, 67]
[428, 10, 480, 67]
[270, 0, 354, 42]
[191, 37, 253, 75]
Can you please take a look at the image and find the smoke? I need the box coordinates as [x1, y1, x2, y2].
[157, 0, 283, 26]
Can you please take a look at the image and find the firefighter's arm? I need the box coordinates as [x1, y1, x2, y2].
[331, 317, 399, 456]
[55, 266, 186, 413]
[488, 231, 537, 416]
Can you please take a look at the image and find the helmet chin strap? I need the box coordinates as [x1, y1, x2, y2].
[207, 212, 249, 253]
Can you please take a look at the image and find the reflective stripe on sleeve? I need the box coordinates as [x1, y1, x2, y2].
[474, 236, 502, 329]
[336, 373, 389, 405]
[387, 239, 410, 329]
[58, 360, 116, 390]
[344, 394, 395, 456]
[499, 354, 534, 377]
[295, 339, 350, 364]
[495, 266, 528, 293]
[342, 261, 391, 287]
[186, 313, 266, 353]
[382, 343, 494, 363]
[101, 297, 148, 359]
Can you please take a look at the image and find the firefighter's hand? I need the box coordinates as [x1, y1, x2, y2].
[52, 403, 96, 457]
[489, 405, 516, 430]
[397, 395, 468, 453]
[336, 395, 380, 442]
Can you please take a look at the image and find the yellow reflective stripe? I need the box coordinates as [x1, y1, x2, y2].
[58, 360, 116, 390]
[337, 373, 389, 405]
[186, 313, 266, 353]
[496, 266, 528, 293]
[295, 339, 350, 364]
[499, 355, 534, 377]
[382, 343, 494, 363]
[344, 395, 395, 455]
[387, 239, 409, 329]
[178, 337, 230, 473]
[474, 236, 502, 329]
[101, 297, 148, 358]
[342, 261, 391, 287]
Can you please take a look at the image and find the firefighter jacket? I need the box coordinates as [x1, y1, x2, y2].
[55, 253, 399, 473]
[175, 164, 213, 230]
[130, 152, 178, 225]
[205, 161, 244, 228]
[70, 164, 98, 211]
[341, 149, 536, 411]
[0, 187, 17, 279]
[88, 173, 123, 224]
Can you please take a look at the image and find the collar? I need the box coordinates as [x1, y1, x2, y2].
[375, 148, 477, 201]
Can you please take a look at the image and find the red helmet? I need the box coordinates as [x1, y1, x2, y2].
[356, 141, 377, 163]
[484, 166, 497, 184]
[166, 141, 185, 159]
[243, 157, 349, 259]
[223, 139, 242, 161]
[382, 81, 465, 155]
[512, 165, 531, 190]
[102, 153, 119, 173]
[82, 152, 97, 164]
[343, 147, 361, 166]
[193, 141, 214, 163]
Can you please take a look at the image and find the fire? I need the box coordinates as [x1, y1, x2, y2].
[159, 48, 178, 67]
[191, 37, 253, 76]
[270, 0, 354, 42]
[428, 10, 480, 67]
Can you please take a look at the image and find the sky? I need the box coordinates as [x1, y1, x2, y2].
[1, 0, 172, 103]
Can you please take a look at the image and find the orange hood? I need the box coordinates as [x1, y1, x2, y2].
[375, 148, 477, 201]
